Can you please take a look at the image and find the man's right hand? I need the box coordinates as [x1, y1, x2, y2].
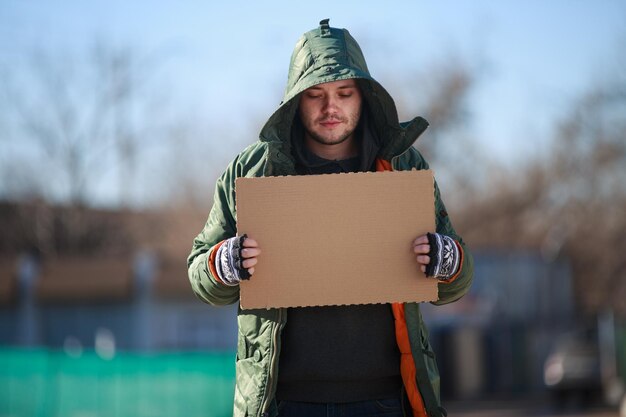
[215, 234, 261, 286]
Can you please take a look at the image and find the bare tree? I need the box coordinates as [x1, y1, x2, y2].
[545, 78, 626, 315]
[2, 42, 173, 207]
[0, 42, 177, 255]
[456, 58, 626, 316]
[380, 54, 491, 208]
[94, 44, 137, 207]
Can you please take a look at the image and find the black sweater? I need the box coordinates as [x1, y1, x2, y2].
[275, 121, 402, 402]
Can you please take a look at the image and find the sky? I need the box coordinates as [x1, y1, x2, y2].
[1, 0, 625, 205]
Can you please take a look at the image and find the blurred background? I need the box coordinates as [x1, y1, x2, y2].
[1, 1, 625, 416]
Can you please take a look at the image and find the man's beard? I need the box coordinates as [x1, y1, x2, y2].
[305, 124, 356, 147]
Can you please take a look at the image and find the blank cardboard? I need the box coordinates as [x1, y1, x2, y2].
[235, 170, 438, 309]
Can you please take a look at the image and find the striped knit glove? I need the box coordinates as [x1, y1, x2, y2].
[215, 234, 251, 286]
[425, 232, 461, 281]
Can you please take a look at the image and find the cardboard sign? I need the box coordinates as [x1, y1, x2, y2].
[235, 170, 438, 309]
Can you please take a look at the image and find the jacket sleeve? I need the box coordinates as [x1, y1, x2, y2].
[188, 143, 269, 305]
[398, 147, 474, 305]
[431, 180, 474, 305]
[187, 162, 241, 306]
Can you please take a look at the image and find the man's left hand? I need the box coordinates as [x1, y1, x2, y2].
[413, 233, 461, 281]
[412, 234, 431, 274]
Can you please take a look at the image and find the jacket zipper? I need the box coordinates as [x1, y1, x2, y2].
[260, 308, 283, 416]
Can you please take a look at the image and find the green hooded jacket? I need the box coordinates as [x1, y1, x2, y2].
[187, 19, 474, 417]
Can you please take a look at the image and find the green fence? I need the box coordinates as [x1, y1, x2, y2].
[0, 348, 236, 417]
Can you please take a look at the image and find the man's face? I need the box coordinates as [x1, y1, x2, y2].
[298, 79, 362, 150]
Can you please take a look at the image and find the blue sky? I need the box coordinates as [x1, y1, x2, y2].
[1, 1, 625, 204]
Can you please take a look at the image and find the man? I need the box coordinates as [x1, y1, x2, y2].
[188, 19, 474, 417]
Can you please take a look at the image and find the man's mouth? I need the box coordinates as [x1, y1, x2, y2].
[319, 119, 342, 128]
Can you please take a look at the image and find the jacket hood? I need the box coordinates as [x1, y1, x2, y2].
[259, 19, 428, 162]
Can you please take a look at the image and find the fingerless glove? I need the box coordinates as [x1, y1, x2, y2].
[215, 234, 251, 286]
[425, 232, 461, 281]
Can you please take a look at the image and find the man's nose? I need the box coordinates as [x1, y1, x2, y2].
[321, 96, 338, 113]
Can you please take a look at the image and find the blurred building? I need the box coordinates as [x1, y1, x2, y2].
[0, 252, 238, 353]
[421, 249, 582, 399]
[0, 200, 238, 354]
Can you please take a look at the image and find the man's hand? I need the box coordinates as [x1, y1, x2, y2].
[240, 237, 261, 276]
[412, 234, 431, 274]
[413, 233, 461, 281]
[215, 234, 261, 286]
